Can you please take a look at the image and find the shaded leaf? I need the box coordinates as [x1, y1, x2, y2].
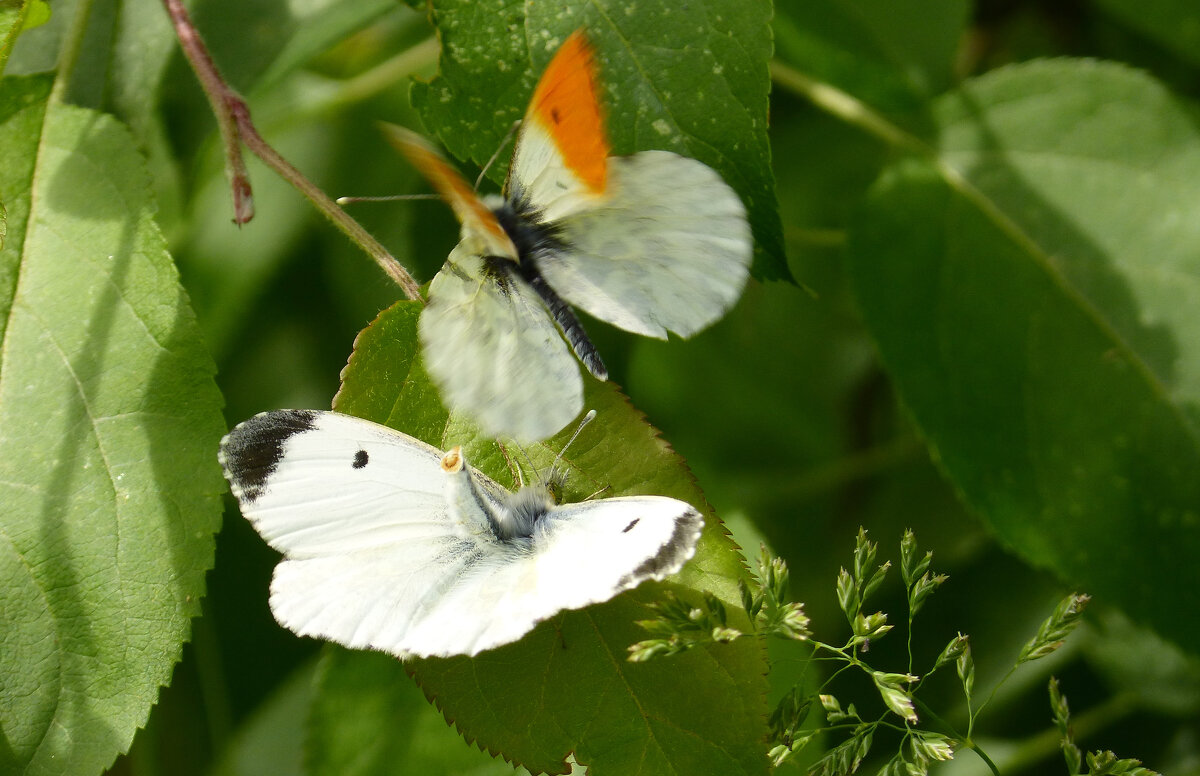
[210, 663, 314, 776]
[410, 0, 787, 281]
[846, 60, 1200, 649]
[321, 301, 769, 776]
[1094, 0, 1200, 68]
[306, 647, 533, 776]
[0, 76, 224, 773]
[774, 0, 969, 127]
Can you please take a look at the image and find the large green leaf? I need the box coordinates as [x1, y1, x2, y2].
[845, 60, 1200, 649]
[0, 76, 225, 774]
[311, 301, 768, 776]
[410, 0, 786, 282]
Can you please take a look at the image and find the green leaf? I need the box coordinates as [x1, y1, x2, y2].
[0, 76, 224, 774]
[410, 0, 787, 281]
[306, 647, 533, 776]
[0, 0, 48, 75]
[254, 0, 398, 90]
[1093, 0, 1200, 68]
[322, 300, 769, 776]
[0, 1, 41, 75]
[211, 662, 314, 776]
[845, 60, 1200, 648]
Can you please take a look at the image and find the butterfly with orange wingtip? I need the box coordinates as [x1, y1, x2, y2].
[391, 30, 752, 441]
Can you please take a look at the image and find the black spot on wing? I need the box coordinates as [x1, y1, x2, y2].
[220, 409, 318, 503]
[353, 449, 369, 469]
[622, 518, 640, 533]
[620, 507, 704, 587]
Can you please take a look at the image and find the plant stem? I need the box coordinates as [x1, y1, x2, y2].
[733, 435, 923, 506]
[161, 0, 422, 301]
[913, 698, 1002, 776]
[327, 37, 440, 110]
[49, 0, 94, 106]
[162, 0, 253, 224]
[971, 665, 1018, 737]
[991, 693, 1137, 775]
[769, 61, 927, 155]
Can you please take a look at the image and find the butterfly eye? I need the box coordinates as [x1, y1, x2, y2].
[441, 447, 463, 473]
[545, 477, 563, 505]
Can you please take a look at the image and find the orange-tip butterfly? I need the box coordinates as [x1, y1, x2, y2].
[220, 409, 703, 657]
[394, 30, 752, 441]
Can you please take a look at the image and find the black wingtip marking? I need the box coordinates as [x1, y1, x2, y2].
[622, 508, 704, 586]
[622, 518, 640, 533]
[353, 449, 369, 469]
[220, 409, 319, 503]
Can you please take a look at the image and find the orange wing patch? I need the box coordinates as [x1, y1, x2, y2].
[525, 31, 609, 195]
[383, 124, 518, 261]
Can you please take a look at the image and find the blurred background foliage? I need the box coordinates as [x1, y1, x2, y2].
[6, 0, 1198, 773]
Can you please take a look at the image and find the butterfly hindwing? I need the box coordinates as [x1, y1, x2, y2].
[418, 244, 585, 442]
[375, 496, 703, 656]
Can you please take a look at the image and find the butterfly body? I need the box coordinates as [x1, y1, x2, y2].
[220, 409, 702, 658]
[398, 30, 752, 441]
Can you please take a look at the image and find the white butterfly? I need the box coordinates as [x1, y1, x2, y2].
[219, 409, 704, 658]
[397, 30, 752, 442]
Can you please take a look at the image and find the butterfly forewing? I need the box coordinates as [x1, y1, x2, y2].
[220, 411, 458, 554]
[506, 31, 609, 223]
[537, 150, 752, 339]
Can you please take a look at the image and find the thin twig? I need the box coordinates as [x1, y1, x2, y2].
[161, 0, 423, 301]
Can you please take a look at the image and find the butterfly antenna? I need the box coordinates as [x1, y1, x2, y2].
[474, 119, 523, 191]
[581, 484, 611, 502]
[335, 193, 442, 205]
[548, 410, 597, 483]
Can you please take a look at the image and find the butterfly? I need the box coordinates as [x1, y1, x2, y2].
[219, 409, 704, 658]
[394, 30, 752, 442]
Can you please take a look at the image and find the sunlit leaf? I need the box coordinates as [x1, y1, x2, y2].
[0, 76, 224, 773]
